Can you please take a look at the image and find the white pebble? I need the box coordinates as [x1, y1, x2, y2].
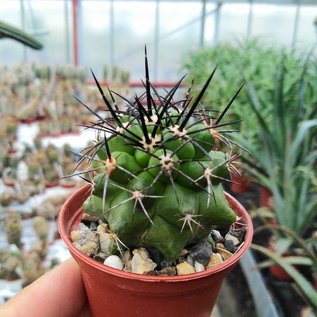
[99, 232, 115, 255]
[194, 261, 205, 272]
[104, 255, 124, 270]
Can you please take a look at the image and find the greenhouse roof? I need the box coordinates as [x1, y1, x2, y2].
[116, 0, 316, 5]
[73, 0, 317, 4]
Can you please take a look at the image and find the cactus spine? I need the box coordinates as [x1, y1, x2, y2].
[78, 48, 243, 260]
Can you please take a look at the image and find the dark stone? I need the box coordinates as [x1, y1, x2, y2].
[176, 256, 186, 264]
[210, 230, 225, 244]
[160, 259, 174, 268]
[224, 239, 235, 253]
[188, 241, 212, 264]
[229, 227, 246, 243]
[90, 221, 98, 231]
[93, 252, 107, 263]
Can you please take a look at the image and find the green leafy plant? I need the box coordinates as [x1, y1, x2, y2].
[182, 40, 316, 162]
[71, 48, 245, 261]
[0, 20, 43, 50]
[243, 50, 317, 314]
[237, 52, 317, 237]
[252, 227, 317, 316]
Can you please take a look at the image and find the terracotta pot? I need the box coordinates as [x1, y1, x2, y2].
[230, 173, 251, 193]
[269, 264, 292, 282]
[20, 118, 36, 124]
[259, 186, 273, 209]
[60, 180, 77, 188]
[45, 180, 60, 188]
[36, 114, 46, 121]
[58, 184, 253, 317]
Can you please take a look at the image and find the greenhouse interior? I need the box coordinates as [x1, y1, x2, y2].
[0, 0, 316, 316]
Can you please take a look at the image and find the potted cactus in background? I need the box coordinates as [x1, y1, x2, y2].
[58, 49, 253, 317]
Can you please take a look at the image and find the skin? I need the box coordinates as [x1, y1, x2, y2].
[0, 258, 91, 317]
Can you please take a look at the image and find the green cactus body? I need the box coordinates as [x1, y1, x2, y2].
[107, 191, 153, 246]
[164, 132, 195, 160]
[144, 215, 193, 261]
[176, 160, 206, 189]
[83, 195, 108, 218]
[32, 216, 49, 240]
[108, 135, 135, 155]
[92, 173, 118, 198]
[188, 123, 215, 158]
[78, 50, 242, 260]
[198, 183, 237, 227]
[207, 151, 231, 183]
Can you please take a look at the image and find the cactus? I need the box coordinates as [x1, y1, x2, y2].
[76, 48, 243, 261]
[22, 250, 45, 286]
[5, 210, 22, 247]
[0, 248, 22, 280]
[32, 216, 49, 240]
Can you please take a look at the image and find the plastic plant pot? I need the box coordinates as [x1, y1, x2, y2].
[58, 184, 253, 317]
[230, 173, 251, 194]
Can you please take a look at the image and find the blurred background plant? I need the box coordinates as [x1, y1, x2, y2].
[182, 41, 317, 240]
[239, 51, 317, 242]
[183, 40, 317, 314]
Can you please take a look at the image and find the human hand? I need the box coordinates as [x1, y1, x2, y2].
[0, 258, 91, 317]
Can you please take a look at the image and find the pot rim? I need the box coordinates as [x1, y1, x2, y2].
[58, 184, 253, 283]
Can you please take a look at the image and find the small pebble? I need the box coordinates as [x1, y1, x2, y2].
[206, 253, 223, 269]
[186, 255, 194, 266]
[229, 227, 246, 242]
[160, 259, 174, 269]
[180, 249, 189, 256]
[131, 248, 157, 275]
[225, 233, 240, 247]
[216, 242, 225, 249]
[188, 241, 212, 265]
[216, 245, 233, 261]
[104, 255, 124, 270]
[194, 261, 205, 272]
[210, 230, 224, 243]
[156, 267, 177, 276]
[79, 242, 99, 257]
[70, 230, 79, 242]
[77, 223, 99, 245]
[176, 261, 195, 275]
[93, 252, 107, 263]
[97, 223, 108, 233]
[176, 256, 186, 264]
[99, 232, 115, 255]
[224, 239, 235, 253]
[89, 221, 98, 231]
[122, 250, 132, 264]
[124, 260, 132, 272]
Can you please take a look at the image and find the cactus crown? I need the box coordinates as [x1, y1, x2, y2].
[75, 48, 244, 260]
